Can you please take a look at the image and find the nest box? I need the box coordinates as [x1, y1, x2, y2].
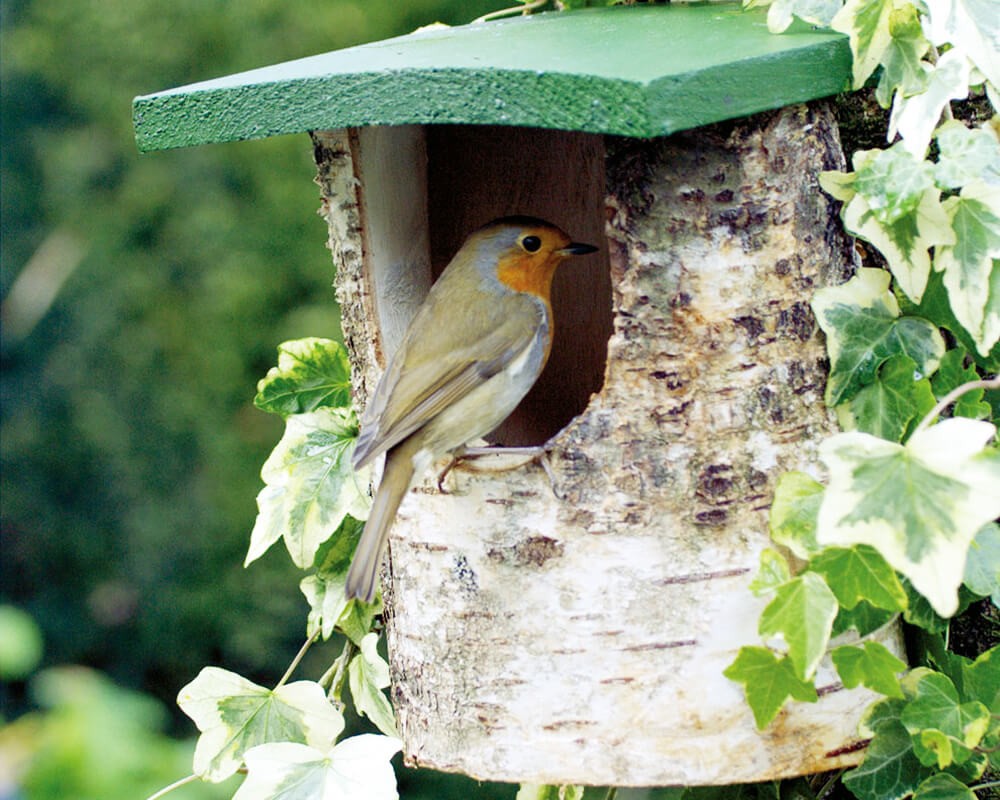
[134, 4, 905, 788]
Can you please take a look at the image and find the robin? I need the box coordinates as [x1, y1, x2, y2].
[345, 216, 598, 602]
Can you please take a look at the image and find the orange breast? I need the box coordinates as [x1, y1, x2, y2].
[496, 252, 559, 301]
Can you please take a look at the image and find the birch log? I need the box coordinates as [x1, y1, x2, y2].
[313, 103, 904, 787]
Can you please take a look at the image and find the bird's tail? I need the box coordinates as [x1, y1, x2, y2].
[345, 439, 418, 603]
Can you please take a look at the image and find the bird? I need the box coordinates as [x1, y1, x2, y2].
[345, 216, 598, 602]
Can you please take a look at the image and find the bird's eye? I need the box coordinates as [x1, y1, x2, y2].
[521, 235, 542, 253]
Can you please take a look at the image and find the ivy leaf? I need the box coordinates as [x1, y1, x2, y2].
[723, 647, 818, 729]
[299, 516, 377, 643]
[177, 667, 345, 782]
[900, 669, 990, 768]
[812, 268, 946, 405]
[233, 736, 403, 800]
[896, 269, 1000, 372]
[934, 120, 1000, 190]
[759, 572, 838, 679]
[901, 578, 951, 634]
[888, 49, 971, 157]
[963, 522, 1000, 603]
[808, 545, 908, 611]
[347, 633, 397, 737]
[837, 354, 936, 442]
[255, 338, 353, 417]
[246, 408, 371, 569]
[755, 0, 842, 33]
[874, 3, 930, 108]
[844, 698, 933, 800]
[912, 773, 977, 800]
[831, 642, 907, 698]
[769, 471, 824, 559]
[922, 0, 1000, 89]
[936, 180, 1000, 357]
[831, 0, 894, 88]
[964, 646, 998, 712]
[816, 418, 1000, 617]
[832, 600, 897, 637]
[930, 347, 991, 421]
[749, 548, 792, 595]
[853, 146, 936, 224]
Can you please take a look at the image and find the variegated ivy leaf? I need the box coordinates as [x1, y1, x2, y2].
[769, 471, 824, 559]
[843, 185, 954, 303]
[744, 0, 842, 33]
[934, 120, 1000, 190]
[247, 407, 371, 569]
[935, 180, 1000, 356]
[853, 146, 936, 224]
[347, 633, 397, 737]
[832, 0, 897, 87]
[254, 338, 353, 418]
[178, 667, 345, 782]
[874, 3, 929, 108]
[816, 417, 1000, 617]
[233, 736, 402, 800]
[811, 268, 945, 406]
[889, 49, 972, 157]
[923, 0, 1000, 89]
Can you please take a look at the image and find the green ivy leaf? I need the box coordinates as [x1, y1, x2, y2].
[844, 697, 933, 800]
[812, 268, 946, 405]
[901, 578, 951, 634]
[749, 548, 792, 596]
[874, 3, 929, 108]
[934, 121, 1000, 191]
[723, 647, 818, 729]
[177, 667, 345, 782]
[817, 418, 1000, 617]
[831, 642, 907, 698]
[963, 522, 1000, 603]
[963, 646, 999, 712]
[837, 353, 936, 442]
[234, 736, 402, 800]
[759, 572, 838, 679]
[831, 0, 894, 88]
[900, 669, 990, 768]
[911, 773, 976, 800]
[347, 633, 397, 737]
[897, 270, 1000, 372]
[832, 600, 897, 637]
[936, 181, 1000, 357]
[246, 407, 371, 569]
[769, 471, 824, 559]
[808, 545, 907, 611]
[255, 338, 353, 417]
[931, 347, 991, 421]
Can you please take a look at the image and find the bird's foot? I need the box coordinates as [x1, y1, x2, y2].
[436, 445, 562, 498]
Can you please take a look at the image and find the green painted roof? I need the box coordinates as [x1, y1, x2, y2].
[132, 3, 851, 152]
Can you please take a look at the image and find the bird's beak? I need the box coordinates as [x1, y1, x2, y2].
[557, 242, 599, 257]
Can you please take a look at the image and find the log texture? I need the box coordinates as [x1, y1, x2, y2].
[314, 104, 904, 786]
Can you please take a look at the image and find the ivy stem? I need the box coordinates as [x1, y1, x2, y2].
[973, 779, 1000, 792]
[604, 788, 618, 800]
[473, 0, 547, 23]
[276, 628, 321, 690]
[814, 769, 845, 800]
[144, 774, 200, 800]
[911, 375, 1000, 436]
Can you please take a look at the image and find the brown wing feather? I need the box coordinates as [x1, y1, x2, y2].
[352, 305, 542, 469]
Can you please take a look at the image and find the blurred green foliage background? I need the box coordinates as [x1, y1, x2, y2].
[0, 1, 531, 797]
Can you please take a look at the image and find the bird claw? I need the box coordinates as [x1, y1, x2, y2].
[436, 445, 563, 499]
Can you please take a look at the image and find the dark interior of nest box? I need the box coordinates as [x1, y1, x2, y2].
[350, 124, 612, 447]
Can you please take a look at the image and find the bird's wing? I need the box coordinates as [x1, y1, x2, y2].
[352, 304, 544, 469]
